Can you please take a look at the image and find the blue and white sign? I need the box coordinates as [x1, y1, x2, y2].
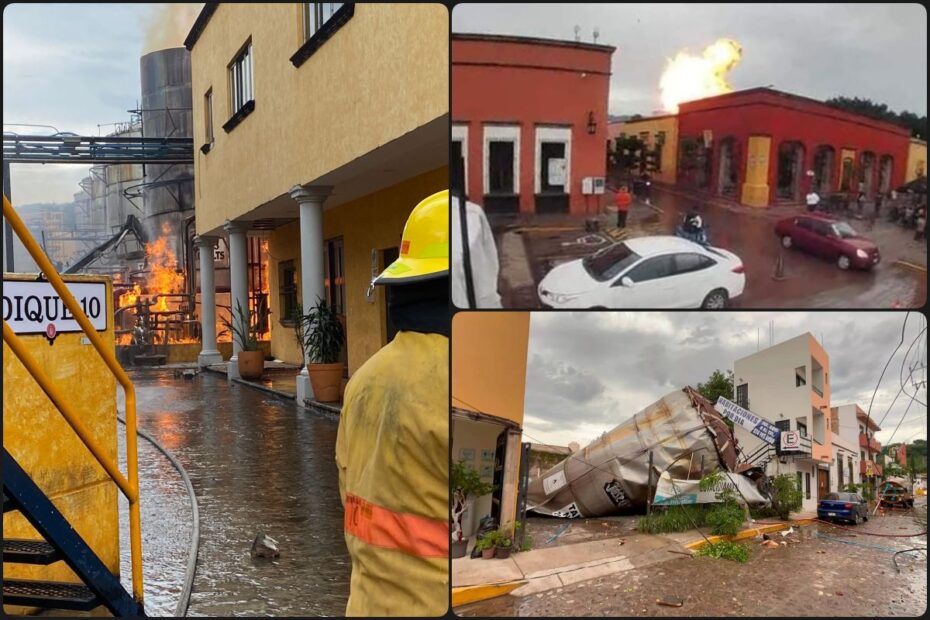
[715, 397, 780, 445]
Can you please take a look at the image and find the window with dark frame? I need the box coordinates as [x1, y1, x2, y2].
[775, 419, 790, 432]
[229, 41, 253, 115]
[797, 421, 807, 437]
[303, 3, 344, 40]
[805, 472, 811, 499]
[488, 141, 515, 194]
[735, 383, 749, 409]
[795, 365, 806, 387]
[278, 259, 298, 325]
[323, 237, 345, 316]
[204, 89, 214, 145]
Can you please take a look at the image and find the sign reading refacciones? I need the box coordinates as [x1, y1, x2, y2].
[715, 397, 780, 445]
[2, 280, 107, 335]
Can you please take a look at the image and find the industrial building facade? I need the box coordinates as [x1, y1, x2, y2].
[185, 3, 448, 401]
[451, 33, 614, 216]
[613, 88, 922, 208]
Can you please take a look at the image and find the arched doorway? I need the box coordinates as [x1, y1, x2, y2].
[812, 145, 835, 194]
[716, 137, 740, 197]
[776, 141, 805, 201]
[859, 151, 876, 197]
[878, 155, 893, 194]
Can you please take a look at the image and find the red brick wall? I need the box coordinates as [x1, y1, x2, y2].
[452, 35, 614, 215]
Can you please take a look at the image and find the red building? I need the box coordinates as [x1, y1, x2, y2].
[676, 88, 912, 207]
[452, 33, 615, 216]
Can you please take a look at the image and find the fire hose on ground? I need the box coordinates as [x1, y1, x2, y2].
[118, 415, 200, 617]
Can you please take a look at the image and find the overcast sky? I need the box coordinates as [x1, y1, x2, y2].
[524, 312, 927, 450]
[3, 3, 199, 205]
[452, 3, 928, 117]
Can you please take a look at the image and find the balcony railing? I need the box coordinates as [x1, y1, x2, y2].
[859, 434, 881, 453]
[812, 384, 823, 397]
[860, 460, 883, 476]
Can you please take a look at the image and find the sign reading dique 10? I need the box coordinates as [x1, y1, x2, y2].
[2, 280, 108, 335]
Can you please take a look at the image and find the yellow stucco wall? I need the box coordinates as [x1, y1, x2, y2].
[2, 274, 120, 607]
[613, 116, 679, 184]
[741, 136, 772, 207]
[906, 139, 927, 182]
[268, 166, 448, 374]
[452, 312, 531, 425]
[190, 3, 450, 235]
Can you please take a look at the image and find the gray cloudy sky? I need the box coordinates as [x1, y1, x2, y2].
[524, 312, 927, 450]
[3, 3, 196, 205]
[452, 3, 928, 117]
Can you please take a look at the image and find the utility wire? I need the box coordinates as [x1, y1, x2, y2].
[865, 313, 913, 435]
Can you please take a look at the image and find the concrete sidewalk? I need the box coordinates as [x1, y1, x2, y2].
[453, 513, 819, 600]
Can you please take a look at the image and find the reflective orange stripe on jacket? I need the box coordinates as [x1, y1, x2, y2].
[344, 493, 448, 558]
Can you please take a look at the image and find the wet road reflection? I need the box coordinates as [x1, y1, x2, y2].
[118, 370, 349, 617]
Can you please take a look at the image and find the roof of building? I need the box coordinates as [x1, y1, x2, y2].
[183, 2, 219, 51]
[856, 407, 882, 431]
[678, 87, 911, 136]
[452, 32, 616, 53]
[609, 113, 678, 125]
[529, 443, 572, 456]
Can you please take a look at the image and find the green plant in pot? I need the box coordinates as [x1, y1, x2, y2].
[451, 461, 494, 559]
[475, 530, 500, 560]
[494, 529, 513, 559]
[299, 298, 345, 403]
[222, 299, 267, 380]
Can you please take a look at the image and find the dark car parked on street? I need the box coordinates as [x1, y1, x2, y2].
[818, 492, 870, 524]
[774, 214, 880, 270]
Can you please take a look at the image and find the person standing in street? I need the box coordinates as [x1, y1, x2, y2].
[615, 184, 632, 228]
[335, 190, 449, 617]
[805, 188, 821, 212]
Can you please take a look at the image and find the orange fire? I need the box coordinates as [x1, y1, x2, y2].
[119, 284, 142, 308]
[659, 38, 742, 113]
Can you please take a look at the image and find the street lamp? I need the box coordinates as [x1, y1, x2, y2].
[586, 111, 597, 135]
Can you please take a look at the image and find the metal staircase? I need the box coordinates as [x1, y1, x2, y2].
[2, 451, 145, 616]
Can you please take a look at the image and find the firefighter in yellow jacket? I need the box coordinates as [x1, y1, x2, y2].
[335, 190, 449, 617]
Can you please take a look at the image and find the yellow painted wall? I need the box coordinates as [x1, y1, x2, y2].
[741, 136, 772, 207]
[190, 3, 450, 235]
[2, 274, 120, 610]
[268, 167, 448, 374]
[614, 116, 679, 184]
[451, 312, 530, 425]
[906, 139, 927, 182]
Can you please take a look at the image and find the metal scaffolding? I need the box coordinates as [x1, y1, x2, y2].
[3, 134, 193, 164]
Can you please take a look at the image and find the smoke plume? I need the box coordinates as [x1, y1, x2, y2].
[142, 3, 204, 54]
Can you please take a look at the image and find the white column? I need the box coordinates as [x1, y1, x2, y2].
[224, 220, 250, 381]
[195, 235, 223, 368]
[289, 184, 332, 405]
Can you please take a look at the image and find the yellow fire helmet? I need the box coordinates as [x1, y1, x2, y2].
[372, 189, 449, 286]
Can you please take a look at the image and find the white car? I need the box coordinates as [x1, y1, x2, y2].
[538, 236, 745, 309]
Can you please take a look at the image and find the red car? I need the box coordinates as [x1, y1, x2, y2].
[775, 214, 880, 270]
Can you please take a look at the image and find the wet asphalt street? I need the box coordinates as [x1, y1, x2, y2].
[457, 503, 927, 617]
[495, 187, 926, 309]
[117, 369, 349, 617]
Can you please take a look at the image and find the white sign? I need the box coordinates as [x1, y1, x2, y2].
[780, 430, 801, 451]
[547, 158, 567, 186]
[715, 397, 780, 445]
[543, 469, 568, 495]
[653, 471, 767, 506]
[2, 280, 107, 335]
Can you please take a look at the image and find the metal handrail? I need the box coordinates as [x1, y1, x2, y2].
[2, 195, 144, 604]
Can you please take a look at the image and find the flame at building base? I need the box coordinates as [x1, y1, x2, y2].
[659, 38, 743, 114]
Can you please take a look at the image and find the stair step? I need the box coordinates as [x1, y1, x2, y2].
[2, 578, 101, 611]
[3, 538, 63, 564]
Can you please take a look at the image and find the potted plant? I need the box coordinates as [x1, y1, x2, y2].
[475, 531, 499, 560]
[451, 461, 494, 559]
[299, 298, 345, 403]
[223, 299, 266, 380]
[495, 530, 513, 559]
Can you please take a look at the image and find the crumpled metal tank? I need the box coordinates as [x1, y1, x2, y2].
[527, 387, 739, 518]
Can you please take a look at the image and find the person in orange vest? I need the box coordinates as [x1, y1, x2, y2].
[615, 184, 633, 228]
[614, 185, 633, 228]
[335, 190, 449, 616]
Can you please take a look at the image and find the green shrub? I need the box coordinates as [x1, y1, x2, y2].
[695, 540, 751, 563]
[770, 474, 803, 519]
[637, 505, 709, 534]
[705, 502, 745, 536]
[520, 534, 534, 552]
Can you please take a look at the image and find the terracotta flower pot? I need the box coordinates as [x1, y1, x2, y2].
[308, 362, 343, 402]
[496, 546, 512, 559]
[481, 547, 495, 560]
[237, 350, 265, 380]
[451, 539, 468, 559]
